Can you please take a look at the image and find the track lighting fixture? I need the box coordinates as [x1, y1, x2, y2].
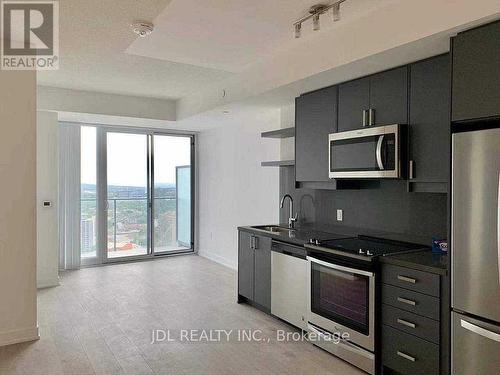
[293, 0, 345, 39]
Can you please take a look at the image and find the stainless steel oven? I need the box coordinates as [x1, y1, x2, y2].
[329, 124, 402, 179]
[307, 256, 375, 374]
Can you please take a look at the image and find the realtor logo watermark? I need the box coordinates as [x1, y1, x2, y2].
[1, 1, 59, 70]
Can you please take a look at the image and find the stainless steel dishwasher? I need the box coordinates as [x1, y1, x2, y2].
[271, 240, 308, 330]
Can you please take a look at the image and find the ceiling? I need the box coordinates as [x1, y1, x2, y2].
[38, 0, 397, 101]
[39, 0, 500, 123]
[126, 0, 393, 73]
[37, 0, 231, 100]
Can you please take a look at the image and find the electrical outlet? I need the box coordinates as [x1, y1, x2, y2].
[336, 209, 343, 222]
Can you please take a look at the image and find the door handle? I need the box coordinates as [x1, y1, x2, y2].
[254, 236, 259, 250]
[397, 275, 417, 284]
[397, 351, 416, 362]
[376, 135, 385, 170]
[397, 318, 416, 329]
[409, 160, 415, 180]
[362, 110, 368, 127]
[461, 319, 500, 343]
[250, 236, 255, 249]
[397, 297, 416, 306]
[368, 108, 375, 126]
[497, 173, 499, 285]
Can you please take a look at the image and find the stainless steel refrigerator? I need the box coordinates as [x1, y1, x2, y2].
[452, 127, 500, 374]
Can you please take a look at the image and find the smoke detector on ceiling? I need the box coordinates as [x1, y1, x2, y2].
[131, 22, 154, 37]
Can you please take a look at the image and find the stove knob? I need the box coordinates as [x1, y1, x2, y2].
[315, 239, 321, 246]
[366, 250, 373, 256]
[309, 238, 315, 245]
[358, 248, 365, 254]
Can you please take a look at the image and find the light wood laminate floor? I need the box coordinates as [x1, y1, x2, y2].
[0, 255, 363, 375]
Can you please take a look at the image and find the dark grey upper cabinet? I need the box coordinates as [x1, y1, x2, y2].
[338, 77, 370, 132]
[295, 86, 338, 182]
[338, 67, 408, 131]
[452, 21, 500, 122]
[409, 55, 450, 186]
[238, 231, 254, 300]
[369, 67, 408, 126]
[253, 235, 272, 310]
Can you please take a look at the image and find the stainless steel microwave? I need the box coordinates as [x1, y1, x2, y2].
[328, 124, 403, 179]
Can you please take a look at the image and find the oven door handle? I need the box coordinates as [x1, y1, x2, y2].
[307, 256, 374, 277]
[308, 324, 375, 360]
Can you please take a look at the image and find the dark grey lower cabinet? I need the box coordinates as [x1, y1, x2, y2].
[381, 264, 447, 375]
[237, 230, 271, 312]
[253, 235, 271, 309]
[238, 231, 254, 300]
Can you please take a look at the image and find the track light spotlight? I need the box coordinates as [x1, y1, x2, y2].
[294, 23, 302, 38]
[312, 13, 320, 31]
[332, 3, 341, 21]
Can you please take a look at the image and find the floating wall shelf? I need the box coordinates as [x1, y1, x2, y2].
[261, 160, 295, 167]
[261, 127, 295, 139]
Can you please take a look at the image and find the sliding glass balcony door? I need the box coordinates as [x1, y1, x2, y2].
[106, 132, 149, 260]
[80, 127, 194, 265]
[152, 135, 192, 254]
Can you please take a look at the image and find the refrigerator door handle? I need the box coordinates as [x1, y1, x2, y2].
[461, 319, 500, 343]
[498, 173, 500, 285]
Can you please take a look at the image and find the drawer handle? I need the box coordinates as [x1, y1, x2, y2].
[397, 275, 417, 284]
[397, 318, 416, 329]
[397, 351, 416, 362]
[397, 297, 416, 306]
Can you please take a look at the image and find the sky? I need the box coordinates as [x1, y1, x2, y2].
[80, 127, 191, 187]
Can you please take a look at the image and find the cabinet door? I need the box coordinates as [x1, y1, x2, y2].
[253, 235, 272, 311]
[295, 86, 337, 182]
[338, 77, 370, 131]
[238, 231, 254, 300]
[452, 21, 500, 122]
[369, 66, 408, 126]
[409, 55, 450, 184]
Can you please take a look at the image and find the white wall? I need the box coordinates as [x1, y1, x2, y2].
[197, 108, 281, 269]
[0, 69, 38, 346]
[37, 111, 60, 288]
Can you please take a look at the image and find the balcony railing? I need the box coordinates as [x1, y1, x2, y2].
[80, 196, 177, 257]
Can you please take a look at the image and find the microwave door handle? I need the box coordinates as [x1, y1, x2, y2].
[376, 135, 385, 170]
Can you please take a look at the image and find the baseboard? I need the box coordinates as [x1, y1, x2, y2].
[37, 277, 60, 289]
[198, 250, 237, 270]
[0, 326, 39, 347]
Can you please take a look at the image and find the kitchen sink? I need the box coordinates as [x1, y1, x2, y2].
[252, 225, 295, 235]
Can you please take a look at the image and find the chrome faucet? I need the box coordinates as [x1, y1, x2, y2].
[280, 194, 298, 229]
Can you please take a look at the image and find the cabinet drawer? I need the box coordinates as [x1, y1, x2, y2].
[382, 264, 440, 297]
[382, 325, 439, 375]
[382, 284, 440, 320]
[382, 304, 439, 344]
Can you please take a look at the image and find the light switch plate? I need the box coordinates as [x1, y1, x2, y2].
[336, 209, 343, 222]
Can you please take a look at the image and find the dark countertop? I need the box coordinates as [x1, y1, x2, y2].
[238, 224, 350, 246]
[379, 250, 448, 276]
[238, 224, 448, 275]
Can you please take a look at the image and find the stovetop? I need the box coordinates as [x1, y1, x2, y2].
[305, 235, 426, 261]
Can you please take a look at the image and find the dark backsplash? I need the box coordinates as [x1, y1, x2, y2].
[279, 166, 448, 242]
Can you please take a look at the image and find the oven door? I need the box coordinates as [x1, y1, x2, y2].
[329, 124, 400, 179]
[307, 256, 375, 351]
